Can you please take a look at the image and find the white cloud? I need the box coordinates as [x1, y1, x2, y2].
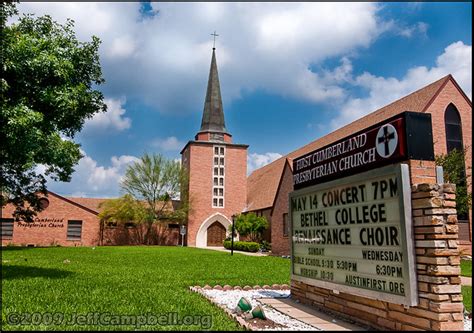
[151, 136, 184, 151]
[394, 21, 429, 38]
[330, 41, 472, 130]
[248, 152, 282, 175]
[16, 2, 385, 112]
[45, 150, 139, 198]
[83, 97, 131, 133]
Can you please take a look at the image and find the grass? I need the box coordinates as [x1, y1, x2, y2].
[1, 246, 290, 330]
[462, 286, 472, 313]
[461, 259, 472, 277]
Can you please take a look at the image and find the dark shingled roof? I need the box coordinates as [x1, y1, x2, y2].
[199, 49, 228, 134]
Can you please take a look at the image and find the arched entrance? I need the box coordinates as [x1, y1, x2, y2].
[195, 213, 233, 248]
[207, 221, 226, 246]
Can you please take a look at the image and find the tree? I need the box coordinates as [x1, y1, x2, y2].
[234, 212, 269, 243]
[0, 2, 106, 220]
[97, 194, 152, 245]
[435, 148, 472, 219]
[120, 153, 188, 244]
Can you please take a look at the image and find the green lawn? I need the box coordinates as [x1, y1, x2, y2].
[461, 259, 472, 277]
[462, 286, 472, 313]
[1, 246, 290, 330]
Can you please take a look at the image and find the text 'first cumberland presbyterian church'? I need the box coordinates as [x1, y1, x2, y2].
[180, 46, 249, 247]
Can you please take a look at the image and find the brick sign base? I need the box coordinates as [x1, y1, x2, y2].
[290, 183, 464, 331]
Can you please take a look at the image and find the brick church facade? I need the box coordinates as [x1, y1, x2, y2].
[2, 48, 472, 252]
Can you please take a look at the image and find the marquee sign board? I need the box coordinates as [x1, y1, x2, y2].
[290, 164, 418, 306]
[293, 112, 434, 190]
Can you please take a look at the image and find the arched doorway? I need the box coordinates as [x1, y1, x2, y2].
[207, 221, 226, 246]
[195, 213, 233, 248]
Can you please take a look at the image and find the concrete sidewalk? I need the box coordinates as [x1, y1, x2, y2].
[201, 246, 270, 257]
[258, 297, 366, 331]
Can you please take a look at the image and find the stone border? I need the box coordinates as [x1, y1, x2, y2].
[191, 284, 290, 291]
[190, 285, 291, 331]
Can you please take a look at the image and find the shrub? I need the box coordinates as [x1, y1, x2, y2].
[260, 241, 271, 252]
[234, 213, 269, 243]
[223, 240, 260, 253]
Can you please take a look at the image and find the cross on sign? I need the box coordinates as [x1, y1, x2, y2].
[376, 124, 398, 158]
[211, 31, 219, 49]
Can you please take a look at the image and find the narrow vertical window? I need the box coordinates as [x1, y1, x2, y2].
[283, 213, 289, 237]
[212, 145, 225, 208]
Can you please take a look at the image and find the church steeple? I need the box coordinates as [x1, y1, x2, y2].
[197, 48, 229, 138]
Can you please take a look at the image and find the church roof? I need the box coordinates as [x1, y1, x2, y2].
[199, 49, 228, 134]
[246, 74, 456, 212]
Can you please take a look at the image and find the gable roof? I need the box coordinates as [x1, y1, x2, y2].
[246, 74, 456, 211]
[47, 191, 177, 216]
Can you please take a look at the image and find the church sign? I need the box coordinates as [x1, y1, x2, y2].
[289, 163, 417, 306]
[293, 111, 434, 190]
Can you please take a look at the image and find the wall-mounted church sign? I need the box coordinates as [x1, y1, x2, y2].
[293, 111, 434, 190]
[289, 163, 418, 306]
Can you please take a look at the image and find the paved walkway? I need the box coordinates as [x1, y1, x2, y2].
[200, 246, 269, 257]
[461, 276, 472, 286]
[258, 297, 366, 331]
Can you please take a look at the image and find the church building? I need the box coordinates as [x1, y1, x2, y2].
[2, 47, 471, 253]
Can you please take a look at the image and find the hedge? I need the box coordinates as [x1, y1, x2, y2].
[223, 240, 260, 253]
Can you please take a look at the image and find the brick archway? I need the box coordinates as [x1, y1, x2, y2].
[195, 213, 232, 248]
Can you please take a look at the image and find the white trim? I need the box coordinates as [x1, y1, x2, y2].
[196, 212, 232, 248]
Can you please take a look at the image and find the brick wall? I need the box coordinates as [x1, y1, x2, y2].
[271, 161, 293, 255]
[184, 142, 248, 246]
[291, 182, 464, 331]
[102, 223, 180, 246]
[1, 194, 100, 247]
[1, 194, 180, 247]
[425, 80, 472, 245]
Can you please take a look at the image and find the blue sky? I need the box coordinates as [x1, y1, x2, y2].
[16, 2, 472, 198]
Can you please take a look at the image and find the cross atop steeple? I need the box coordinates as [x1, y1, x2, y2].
[211, 31, 219, 49]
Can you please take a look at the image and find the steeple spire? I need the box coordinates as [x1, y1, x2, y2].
[198, 48, 228, 135]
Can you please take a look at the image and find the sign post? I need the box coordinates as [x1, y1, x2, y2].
[231, 215, 235, 256]
[180, 225, 186, 247]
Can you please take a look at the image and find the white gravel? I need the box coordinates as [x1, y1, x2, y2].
[200, 289, 320, 331]
[464, 316, 471, 331]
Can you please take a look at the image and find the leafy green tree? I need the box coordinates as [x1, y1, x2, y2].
[98, 194, 152, 244]
[234, 212, 269, 243]
[0, 2, 106, 220]
[120, 153, 189, 244]
[435, 148, 472, 218]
